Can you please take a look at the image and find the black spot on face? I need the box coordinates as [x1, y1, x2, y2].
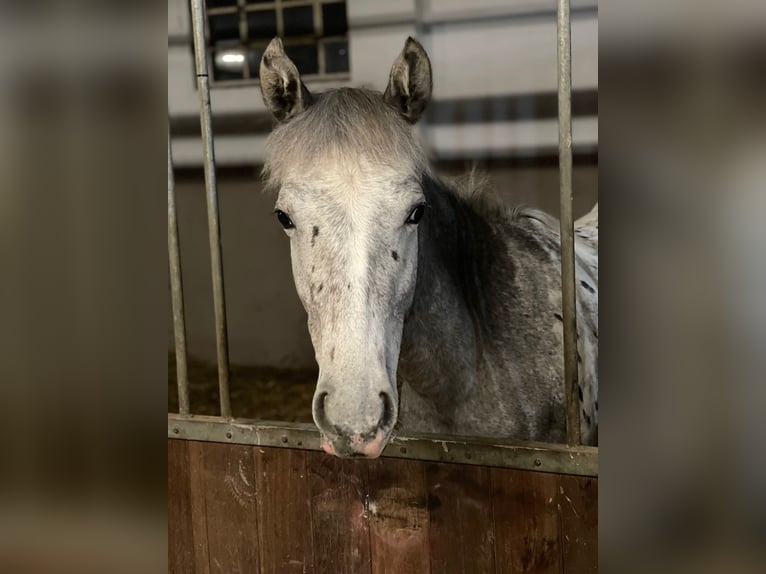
[578, 385, 583, 401]
[580, 280, 595, 294]
[391, 250, 399, 261]
[582, 409, 591, 424]
[311, 226, 319, 247]
[317, 283, 323, 293]
[554, 313, 563, 322]
[347, 283, 351, 290]
[577, 351, 582, 364]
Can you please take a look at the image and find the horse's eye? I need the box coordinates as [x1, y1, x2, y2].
[406, 204, 426, 225]
[275, 209, 294, 230]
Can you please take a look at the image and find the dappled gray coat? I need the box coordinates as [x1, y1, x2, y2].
[258, 36, 598, 457]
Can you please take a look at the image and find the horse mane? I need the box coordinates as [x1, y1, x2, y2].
[439, 167, 560, 234]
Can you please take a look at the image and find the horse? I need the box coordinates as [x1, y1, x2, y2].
[258, 37, 598, 458]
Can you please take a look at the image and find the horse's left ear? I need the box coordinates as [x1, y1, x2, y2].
[383, 37, 432, 124]
[259, 37, 313, 122]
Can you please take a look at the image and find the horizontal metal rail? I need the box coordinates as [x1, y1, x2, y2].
[190, 0, 232, 418]
[168, 121, 190, 415]
[168, 414, 598, 477]
[557, 0, 581, 446]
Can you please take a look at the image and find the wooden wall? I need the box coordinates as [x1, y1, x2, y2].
[169, 439, 597, 573]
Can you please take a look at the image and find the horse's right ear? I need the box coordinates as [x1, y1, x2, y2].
[383, 37, 432, 124]
[259, 38, 312, 122]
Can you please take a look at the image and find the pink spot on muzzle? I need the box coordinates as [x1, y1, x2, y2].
[320, 429, 388, 458]
[320, 437, 335, 455]
[359, 428, 387, 458]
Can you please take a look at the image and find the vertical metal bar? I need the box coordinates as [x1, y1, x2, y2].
[168, 122, 190, 415]
[557, 0, 581, 445]
[190, 0, 232, 419]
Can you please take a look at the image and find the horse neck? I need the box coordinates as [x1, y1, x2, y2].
[398, 174, 507, 412]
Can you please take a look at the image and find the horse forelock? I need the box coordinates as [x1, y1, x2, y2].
[263, 88, 429, 192]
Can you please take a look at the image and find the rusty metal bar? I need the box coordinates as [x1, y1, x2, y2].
[168, 414, 598, 476]
[557, 0, 581, 445]
[190, 0, 232, 419]
[168, 122, 190, 415]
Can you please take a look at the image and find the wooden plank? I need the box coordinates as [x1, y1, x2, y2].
[367, 458, 430, 574]
[168, 439, 195, 574]
[491, 468, 562, 574]
[188, 441, 211, 574]
[426, 463, 495, 574]
[197, 441, 260, 574]
[254, 446, 315, 574]
[306, 451, 372, 574]
[558, 475, 598, 573]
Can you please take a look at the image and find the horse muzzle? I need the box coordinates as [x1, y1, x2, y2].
[313, 390, 396, 458]
[320, 427, 390, 458]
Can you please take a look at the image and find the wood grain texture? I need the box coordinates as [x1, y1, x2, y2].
[426, 462, 496, 574]
[492, 468, 562, 574]
[187, 441, 211, 574]
[170, 440, 598, 574]
[197, 442, 260, 574]
[306, 451, 372, 574]
[558, 474, 598, 573]
[367, 458, 430, 574]
[254, 446, 315, 573]
[168, 439, 195, 574]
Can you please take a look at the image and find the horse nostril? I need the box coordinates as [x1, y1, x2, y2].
[379, 391, 395, 431]
[313, 391, 332, 433]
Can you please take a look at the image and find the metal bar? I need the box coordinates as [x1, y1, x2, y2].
[168, 122, 190, 415]
[190, 0, 232, 419]
[168, 414, 599, 477]
[557, 0, 581, 445]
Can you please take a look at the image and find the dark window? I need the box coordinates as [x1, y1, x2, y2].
[285, 44, 319, 75]
[206, 0, 238, 8]
[324, 40, 349, 73]
[208, 13, 240, 45]
[247, 10, 277, 40]
[247, 47, 265, 78]
[201, 1, 349, 84]
[322, 3, 347, 37]
[283, 6, 314, 37]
